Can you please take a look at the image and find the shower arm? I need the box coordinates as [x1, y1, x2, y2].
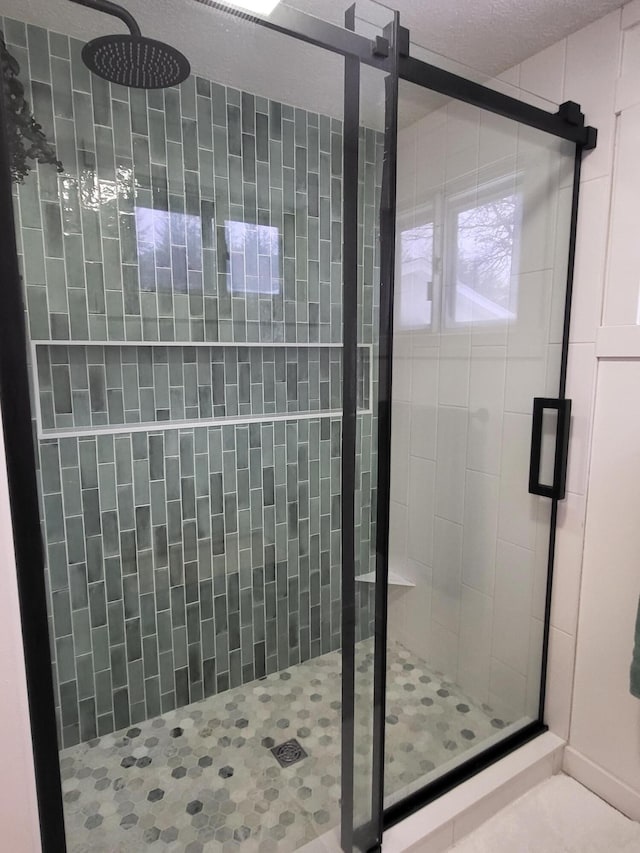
[68, 0, 142, 37]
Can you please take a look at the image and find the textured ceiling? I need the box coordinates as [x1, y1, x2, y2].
[289, 0, 626, 77]
[0, 0, 626, 125]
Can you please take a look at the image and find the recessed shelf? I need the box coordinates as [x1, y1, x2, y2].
[31, 339, 346, 348]
[356, 570, 415, 588]
[31, 340, 374, 439]
[37, 409, 353, 439]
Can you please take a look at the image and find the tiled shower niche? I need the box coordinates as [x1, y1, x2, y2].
[34, 342, 373, 434]
[4, 15, 383, 747]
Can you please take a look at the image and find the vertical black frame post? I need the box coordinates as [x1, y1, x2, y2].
[370, 10, 402, 851]
[0, 81, 67, 851]
[538, 148, 583, 721]
[340, 5, 361, 851]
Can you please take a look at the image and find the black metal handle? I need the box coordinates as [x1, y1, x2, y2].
[68, 0, 142, 36]
[528, 397, 571, 500]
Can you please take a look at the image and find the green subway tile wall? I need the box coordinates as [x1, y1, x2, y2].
[3, 16, 382, 747]
[36, 343, 372, 432]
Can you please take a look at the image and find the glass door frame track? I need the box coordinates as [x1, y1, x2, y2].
[0, 2, 596, 852]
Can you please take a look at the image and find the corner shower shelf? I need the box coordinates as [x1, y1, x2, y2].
[356, 570, 415, 588]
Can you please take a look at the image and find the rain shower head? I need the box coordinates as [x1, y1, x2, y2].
[69, 0, 191, 89]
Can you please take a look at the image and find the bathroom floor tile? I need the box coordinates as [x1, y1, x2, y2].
[60, 639, 499, 852]
[449, 775, 640, 852]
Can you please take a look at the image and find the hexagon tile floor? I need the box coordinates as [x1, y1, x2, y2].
[61, 639, 506, 852]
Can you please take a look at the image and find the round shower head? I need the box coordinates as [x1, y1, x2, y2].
[82, 34, 191, 89]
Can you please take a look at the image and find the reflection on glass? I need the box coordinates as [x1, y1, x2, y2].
[134, 206, 203, 292]
[398, 218, 433, 329]
[397, 180, 521, 333]
[225, 220, 281, 295]
[448, 184, 520, 326]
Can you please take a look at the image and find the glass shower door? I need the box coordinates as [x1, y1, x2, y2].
[0, 3, 389, 851]
[384, 76, 576, 807]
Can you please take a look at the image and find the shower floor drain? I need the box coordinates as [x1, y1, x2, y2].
[271, 739, 308, 768]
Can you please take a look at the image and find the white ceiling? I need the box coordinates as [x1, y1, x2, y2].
[0, 0, 626, 125]
[288, 0, 625, 77]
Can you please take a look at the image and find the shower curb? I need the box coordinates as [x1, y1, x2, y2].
[381, 732, 564, 852]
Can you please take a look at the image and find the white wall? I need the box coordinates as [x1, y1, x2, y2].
[563, 0, 640, 819]
[0, 404, 42, 852]
[566, 361, 640, 819]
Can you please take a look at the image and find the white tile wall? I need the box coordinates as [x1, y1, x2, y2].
[570, 177, 611, 343]
[407, 457, 436, 565]
[497, 414, 538, 552]
[388, 563, 433, 662]
[564, 342, 598, 497]
[438, 333, 471, 408]
[462, 470, 500, 597]
[467, 347, 507, 476]
[458, 585, 493, 703]
[432, 517, 463, 634]
[519, 40, 567, 105]
[478, 112, 518, 170]
[492, 540, 535, 675]
[603, 107, 640, 325]
[391, 402, 411, 505]
[525, 617, 545, 718]
[410, 338, 439, 460]
[389, 499, 409, 574]
[545, 626, 576, 741]
[549, 492, 586, 637]
[489, 657, 527, 722]
[435, 406, 468, 524]
[430, 619, 460, 679]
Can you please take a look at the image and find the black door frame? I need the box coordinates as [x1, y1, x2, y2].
[0, 3, 596, 853]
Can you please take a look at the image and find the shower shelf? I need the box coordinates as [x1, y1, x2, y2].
[356, 570, 415, 588]
[35, 408, 360, 440]
[30, 340, 348, 348]
[30, 339, 375, 440]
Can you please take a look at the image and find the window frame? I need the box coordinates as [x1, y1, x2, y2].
[442, 170, 524, 332]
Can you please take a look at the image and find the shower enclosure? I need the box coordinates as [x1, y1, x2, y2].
[0, 1, 595, 851]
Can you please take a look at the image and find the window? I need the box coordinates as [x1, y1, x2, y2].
[445, 180, 521, 327]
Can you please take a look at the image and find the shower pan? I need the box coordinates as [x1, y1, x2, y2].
[0, 0, 596, 851]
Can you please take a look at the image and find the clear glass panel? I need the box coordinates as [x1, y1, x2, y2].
[408, 36, 560, 111]
[351, 60, 386, 845]
[0, 1, 375, 849]
[385, 78, 575, 807]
